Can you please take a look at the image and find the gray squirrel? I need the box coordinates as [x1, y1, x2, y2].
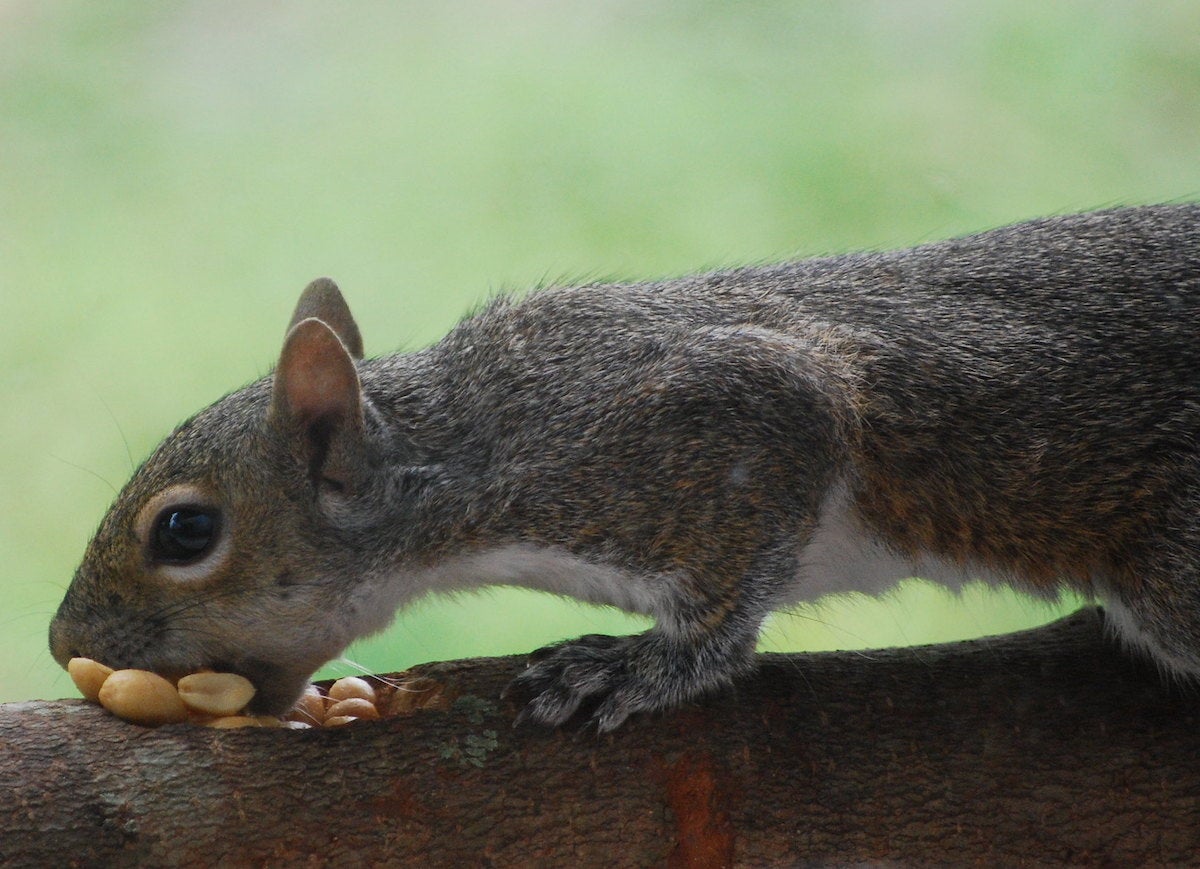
[49, 205, 1200, 731]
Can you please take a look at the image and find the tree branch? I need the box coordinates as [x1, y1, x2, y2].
[3, 608, 1198, 866]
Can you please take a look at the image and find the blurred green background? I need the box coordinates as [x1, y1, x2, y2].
[3, 1, 1197, 704]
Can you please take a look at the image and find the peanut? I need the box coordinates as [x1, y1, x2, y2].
[327, 676, 376, 704]
[285, 685, 327, 726]
[67, 657, 114, 702]
[206, 715, 269, 729]
[97, 669, 189, 726]
[177, 672, 256, 716]
[326, 697, 380, 721]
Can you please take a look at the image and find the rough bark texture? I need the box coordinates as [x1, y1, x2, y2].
[3, 608, 1199, 867]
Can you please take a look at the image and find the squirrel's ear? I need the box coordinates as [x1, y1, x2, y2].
[271, 317, 365, 486]
[287, 278, 364, 361]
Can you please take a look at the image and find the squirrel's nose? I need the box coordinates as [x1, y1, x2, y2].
[48, 615, 79, 670]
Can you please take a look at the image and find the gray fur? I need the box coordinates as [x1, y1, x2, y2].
[50, 205, 1200, 730]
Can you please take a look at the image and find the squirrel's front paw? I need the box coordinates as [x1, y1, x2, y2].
[504, 631, 741, 733]
[504, 633, 653, 732]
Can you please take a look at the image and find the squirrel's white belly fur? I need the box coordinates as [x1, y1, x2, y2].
[352, 545, 685, 640]
[356, 480, 1021, 646]
[793, 481, 1017, 601]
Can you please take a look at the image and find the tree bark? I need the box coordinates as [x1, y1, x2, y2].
[2, 608, 1198, 867]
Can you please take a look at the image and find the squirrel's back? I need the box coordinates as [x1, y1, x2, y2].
[393, 206, 1200, 598]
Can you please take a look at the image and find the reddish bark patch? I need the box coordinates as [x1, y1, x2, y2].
[660, 751, 735, 868]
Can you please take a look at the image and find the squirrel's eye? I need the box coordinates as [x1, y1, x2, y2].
[152, 508, 218, 563]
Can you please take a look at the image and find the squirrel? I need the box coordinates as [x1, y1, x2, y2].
[49, 205, 1200, 731]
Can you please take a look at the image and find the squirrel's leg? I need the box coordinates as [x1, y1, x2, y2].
[505, 544, 793, 732]
[1093, 455, 1200, 681]
[1100, 536, 1200, 682]
[504, 325, 851, 730]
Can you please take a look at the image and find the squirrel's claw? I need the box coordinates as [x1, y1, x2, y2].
[505, 633, 634, 730]
[505, 631, 729, 733]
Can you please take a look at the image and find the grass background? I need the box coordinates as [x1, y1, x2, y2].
[2, 1, 1198, 703]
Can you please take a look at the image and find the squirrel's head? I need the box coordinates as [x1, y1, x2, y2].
[49, 279, 413, 714]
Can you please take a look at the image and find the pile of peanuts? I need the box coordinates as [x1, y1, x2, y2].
[67, 657, 412, 729]
[288, 678, 382, 728]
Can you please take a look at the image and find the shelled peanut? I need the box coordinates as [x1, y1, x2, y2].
[69, 657, 273, 728]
